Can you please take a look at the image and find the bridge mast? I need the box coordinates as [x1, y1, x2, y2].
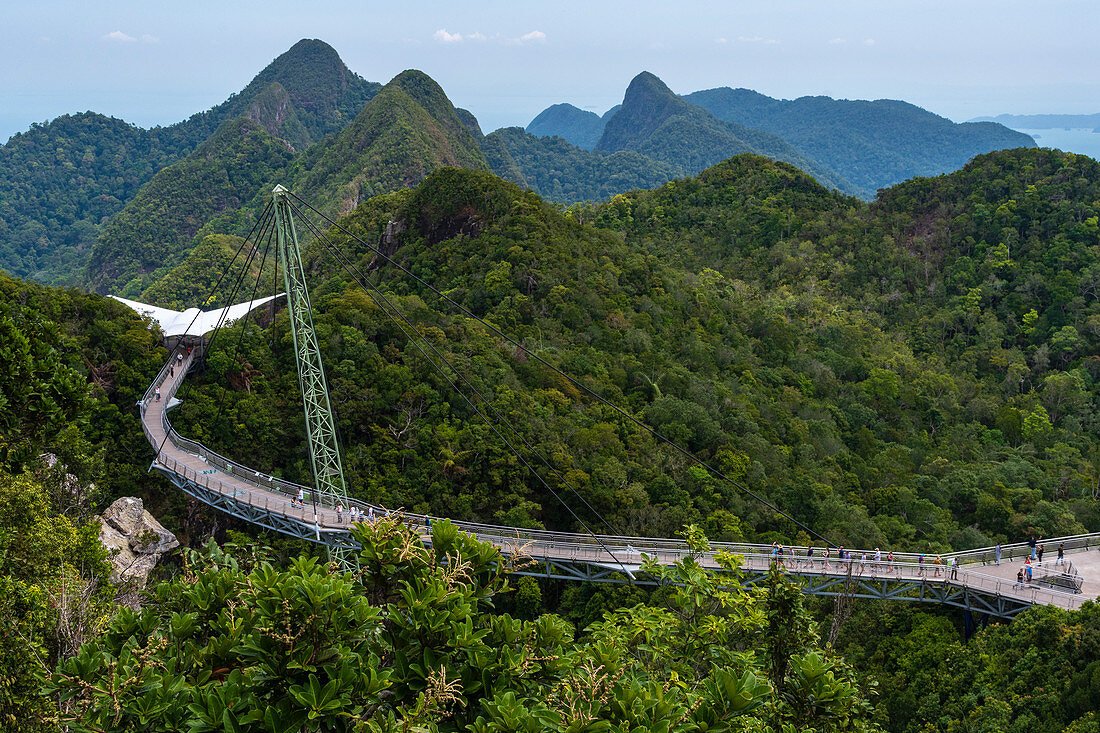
[272, 185, 349, 547]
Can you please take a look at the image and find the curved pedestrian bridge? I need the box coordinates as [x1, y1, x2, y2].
[141, 349, 1099, 619]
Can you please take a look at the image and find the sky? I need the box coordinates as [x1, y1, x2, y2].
[1, 0, 1098, 143]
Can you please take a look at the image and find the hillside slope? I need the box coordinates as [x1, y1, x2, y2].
[685, 87, 1035, 197]
[484, 126, 683, 203]
[293, 69, 490, 217]
[0, 39, 377, 287]
[0, 114, 192, 285]
[85, 117, 295, 294]
[596, 72, 853, 194]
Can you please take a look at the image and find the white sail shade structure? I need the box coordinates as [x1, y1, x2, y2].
[108, 294, 284, 338]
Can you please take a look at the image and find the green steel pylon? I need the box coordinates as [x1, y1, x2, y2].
[272, 185, 351, 563]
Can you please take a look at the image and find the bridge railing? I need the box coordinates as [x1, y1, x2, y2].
[140, 352, 1092, 604]
[144, 349, 348, 508]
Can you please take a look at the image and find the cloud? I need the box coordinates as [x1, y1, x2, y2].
[433, 28, 463, 43]
[716, 37, 728, 44]
[141, 34, 159, 44]
[518, 30, 546, 42]
[736, 35, 778, 45]
[864, 38, 876, 45]
[467, 32, 487, 41]
[103, 30, 136, 42]
[828, 37, 846, 45]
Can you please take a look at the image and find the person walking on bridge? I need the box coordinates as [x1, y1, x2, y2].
[1037, 543, 1045, 563]
[1028, 536, 1037, 560]
[950, 556, 959, 580]
[1056, 543, 1065, 566]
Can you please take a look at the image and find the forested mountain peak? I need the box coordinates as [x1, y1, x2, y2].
[594, 72, 853, 194]
[174, 38, 381, 152]
[526, 103, 606, 150]
[595, 71, 693, 152]
[242, 38, 360, 113]
[293, 68, 489, 216]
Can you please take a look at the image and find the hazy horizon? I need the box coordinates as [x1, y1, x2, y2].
[2, 1, 1098, 144]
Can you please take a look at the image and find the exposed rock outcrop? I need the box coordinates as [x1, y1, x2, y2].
[98, 497, 179, 590]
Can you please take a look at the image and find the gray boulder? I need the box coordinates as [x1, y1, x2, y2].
[98, 497, 179, 589]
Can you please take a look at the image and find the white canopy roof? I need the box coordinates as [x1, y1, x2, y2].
[108, 293, 284, 338]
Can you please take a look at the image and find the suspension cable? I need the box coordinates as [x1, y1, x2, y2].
[291, 202, 633, 573]
[298, 211, 621, 535]
[156, 202, 274, 457]
[209, 208, 278, 428]
[288, 192, 835, 547]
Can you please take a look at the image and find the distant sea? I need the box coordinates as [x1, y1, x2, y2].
[1012, 128, 1100, 161]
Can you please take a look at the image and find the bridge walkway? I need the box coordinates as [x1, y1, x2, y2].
[140, 350, 1098, 618]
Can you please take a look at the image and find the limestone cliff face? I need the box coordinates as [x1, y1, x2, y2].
[98, 497, 179, 590]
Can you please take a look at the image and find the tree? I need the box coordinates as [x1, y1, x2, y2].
[51, 519, 880, 732]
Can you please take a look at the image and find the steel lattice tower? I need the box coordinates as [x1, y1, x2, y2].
[272, 185, 352, 564]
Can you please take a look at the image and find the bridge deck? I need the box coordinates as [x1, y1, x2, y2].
[140, 350, 1098, 616]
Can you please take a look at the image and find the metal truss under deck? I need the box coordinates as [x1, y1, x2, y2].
[507, 555, 1035, 619]
[154, 464, 360, 551]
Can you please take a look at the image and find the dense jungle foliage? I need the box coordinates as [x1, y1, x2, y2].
[175, 151, 1100, 551]
[0, 113, 194, 286]
[484, 127, 682, 204]
[50, 521, 879, 733]
[2, 146, 1099, 732]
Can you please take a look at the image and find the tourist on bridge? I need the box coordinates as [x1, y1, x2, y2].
[368, 506, 375, 522]
[806, 546, 814, 569]
[1056, 543, 1065, 566]
[995, 543, 1002, 566]
[887, 551, 895, 572]
[1037, 543, 1045, 563]
[918, 553, 925, 575]
[1028, 536, 1037, 560]
[155, 387, 161, 401]
[1025, 562, 1033, 584]
[822, 546, 830, 570]
[1015, 568, 1024, 588]
[950, 557, 959, 580]
[933, 555, 943, 578]
[336, 502, 344, 522]
[874, 547, 882, 570]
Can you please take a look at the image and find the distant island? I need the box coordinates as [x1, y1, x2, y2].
[971, 112, 1100, 132]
